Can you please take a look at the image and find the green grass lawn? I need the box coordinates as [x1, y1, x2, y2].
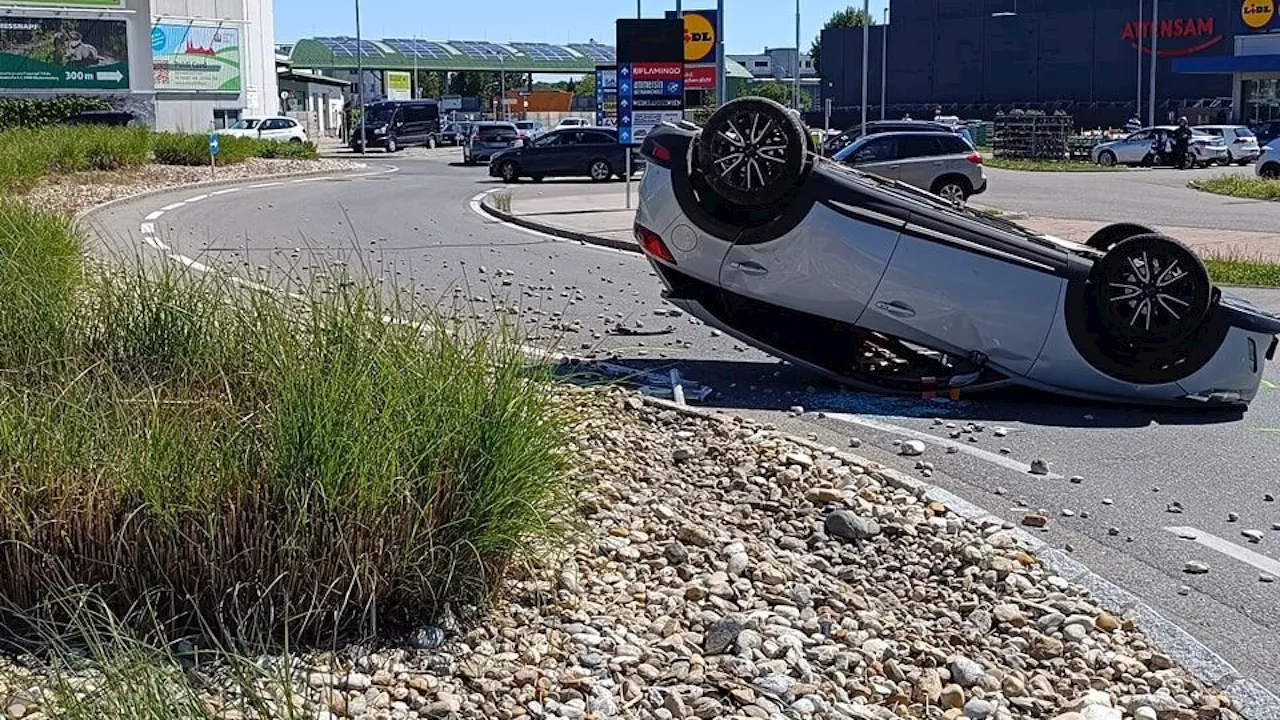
[984, 157, 1122, 172]
[1203, 250, 1280, 287]
[1190, 175, 1280, 202]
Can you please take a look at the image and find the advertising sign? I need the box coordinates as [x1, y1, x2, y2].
[665, 8, 718, 91]
[386, 70, 411, 100]
[595, 65, 617, 127]
[152, 23, 240, 92]
[1122, 16, 1224, 57]
[9, 0, 122, 6]
[0, 17, 128, 90]
[616, 18, 684, 146]
[1243, 0, 1275, 30]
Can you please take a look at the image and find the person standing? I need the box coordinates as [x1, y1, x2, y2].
[1173, 116, 1194, 169]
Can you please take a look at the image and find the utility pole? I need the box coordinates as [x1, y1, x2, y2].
[794, 0, 801, 109]
[1136, 0, 1143, 121]
[880, 6, 888, 120]
[413, 33, 419, 98]
[860, 0, 869, 135]
[1148, 0, 1158, 126]
[716, 0, 725, 105]
[355, 0, 365, 154]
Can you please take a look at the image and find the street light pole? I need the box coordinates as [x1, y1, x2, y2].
[794, 0, 801, 109]
[880, 6, 888, 120]
[1148, 0, 1158, 125]
[355, 0, 365, 154]
[716, 0, 725, 105]
[499, 54, 506, 121]
[1136, 0, 1143, 120]
[860, 0, 869, 135]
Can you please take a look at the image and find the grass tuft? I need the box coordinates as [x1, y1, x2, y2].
[1190, 174, 1280, 202]
[0, 197, 576, 644]
[985, 157, 1123, 172]
[1202, 248, 1280, 287]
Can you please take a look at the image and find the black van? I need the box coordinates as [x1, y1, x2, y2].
[351, 99, 441, 153]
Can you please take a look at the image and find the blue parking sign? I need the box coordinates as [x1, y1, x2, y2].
[209, 133, 220, 156]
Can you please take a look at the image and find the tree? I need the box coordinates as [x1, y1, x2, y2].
[810, 6, 876, 77]
[416, 70, 444, 99]
[574, 72, 596, 97]
[737, 80, 810, 108]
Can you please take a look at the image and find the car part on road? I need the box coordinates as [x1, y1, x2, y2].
[1084, 222, 1158, 252]
[697, 97, 812, 207]
[632, 96, 1280, 408]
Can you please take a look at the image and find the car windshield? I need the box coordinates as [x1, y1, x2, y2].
[364, 105, 395, 124]
[230, 119, 260, 130]
[1236, 127, 1255, 137]
[477, 125, 518, 141]
[516, 122, 536, 130]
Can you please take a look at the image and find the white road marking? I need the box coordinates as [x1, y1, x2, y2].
[140, 222, 154, 236]
[1164, 526, 1280, 577]
[161, 202, 185, 211]
[823, 412, 1067, 481]
[248, 181, 285, 189]
[144, 211, 164, 221]
[168, 254, 211, 273]
[185, 194, 209, 203]
[210, 188, 241, 196]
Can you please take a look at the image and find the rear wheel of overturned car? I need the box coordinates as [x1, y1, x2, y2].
[1087, 233, 1212, 348]
[1084, 222, 1158, 252]
[697, 96, 811, 207]
[1097, 150, 1117, 167]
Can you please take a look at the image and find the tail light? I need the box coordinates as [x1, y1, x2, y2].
[966, 152, 983, 164]
[634, 223, 676, 264]
[650, 143, 672, 162]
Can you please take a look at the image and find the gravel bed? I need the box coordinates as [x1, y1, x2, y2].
[15, 158, 366, 219]
[0, 388, 1244, 720]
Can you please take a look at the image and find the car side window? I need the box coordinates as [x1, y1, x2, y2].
[897, 136, 942, 159]
[534, 132, 565, 147]
[581, 131, 614, 144]
[849, 137, 897, 163]
[260, 119, 282, 130]
[1127, 130, 1152, 142]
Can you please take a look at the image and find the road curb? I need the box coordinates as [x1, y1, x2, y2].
[636, 394, 1280, 719]
[479, 192, 642, 254]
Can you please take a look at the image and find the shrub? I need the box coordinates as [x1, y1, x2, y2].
[0, 96, 113, 131]
[254, 138, 319, 160]
[0, 126, 151, 192]
[0, 201, 573, 642]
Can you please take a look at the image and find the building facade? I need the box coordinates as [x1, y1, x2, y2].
[728, 47, 817, 81]
[819, 0, 1278, 127]
[0, 0, 278, 130]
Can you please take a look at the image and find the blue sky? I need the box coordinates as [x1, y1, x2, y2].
[275, 0, 890, 57]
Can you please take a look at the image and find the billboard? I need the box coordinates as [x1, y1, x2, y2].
[595, 65, 617, 127]
[8, 0, 122, 6]
[0, 17, 128, 90]
[386, 70, 411, 100]
[152, 23, 240, 92]
[616, 18, 684, 146]
[665, 8, 719, 90]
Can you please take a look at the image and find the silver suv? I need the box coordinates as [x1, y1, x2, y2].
[833, 131, 987, 204]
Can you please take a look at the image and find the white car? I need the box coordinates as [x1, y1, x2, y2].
[1194, 125, 1261, 166]
[556, 117, 588, 128]
[1257, 142, 1280, 179]
[1091, 126, 1225, 168]
[218, 117, 308, 143]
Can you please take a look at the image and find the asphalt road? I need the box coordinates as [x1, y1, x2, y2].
[979, 163, 1278, 232]
[82, 152, 1280, 705]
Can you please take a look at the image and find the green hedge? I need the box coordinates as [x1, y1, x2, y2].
[153, 133, 318, 166]
[0, 126, 151, 193]
[0, 96, 114, 131]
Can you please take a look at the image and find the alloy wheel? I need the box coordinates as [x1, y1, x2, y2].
[704, 108, 792, 196]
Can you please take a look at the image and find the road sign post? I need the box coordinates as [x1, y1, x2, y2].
[209, 132, 220, 180]
[616, 18, 685, 211]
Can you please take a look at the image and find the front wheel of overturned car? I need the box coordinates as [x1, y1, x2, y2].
[1087, 233, 1212, 348]
[1084, 222, 1158, 253]
[697, 96, 811, 207]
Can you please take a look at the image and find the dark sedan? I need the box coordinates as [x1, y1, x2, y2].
[488, 127, 643, 183]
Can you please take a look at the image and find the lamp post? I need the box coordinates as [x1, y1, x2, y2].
[499, 53, 506, 121]
[794, 0, 801, 109]
[1136, 0, 1143, 121]
[880, 6, 888, 120]
[860, 0, 869, 135]
[355, 0, 365, 154]
[1148, 0, 1158, 126]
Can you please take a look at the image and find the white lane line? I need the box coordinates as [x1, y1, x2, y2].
[823, 412, 1067, 481]
[1164, 526, 1280, 577]
[185, 194, 209, 203]
[144, 211, 165, 221]
[168, 254, 211, 273]
[140, 222, 155, 236]
[466, 189, 637, 258]
[161, 202, 186, 212]
[248, 181, 285, 189]
[210, 188, 242, 196]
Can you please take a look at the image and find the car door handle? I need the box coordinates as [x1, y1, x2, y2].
[730, 261, 768, 276]
[875, 300, 917, 317]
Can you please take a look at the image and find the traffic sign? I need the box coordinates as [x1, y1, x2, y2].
[209, 133, 220, 156]
[616, 18, 685, 146]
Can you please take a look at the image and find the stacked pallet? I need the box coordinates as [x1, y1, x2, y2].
[991, 110, 1073, 160]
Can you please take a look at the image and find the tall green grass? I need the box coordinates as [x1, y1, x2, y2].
[0, 199, 575, 644]
[1191, 174, 1280, 202]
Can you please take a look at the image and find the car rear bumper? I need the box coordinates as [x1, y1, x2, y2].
[971, 176, 988, 195]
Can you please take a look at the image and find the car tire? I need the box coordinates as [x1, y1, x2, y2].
[930, 176, 971, 205]
[289, 137, 303, 144]
[386, 137, 398, 153]
[588, 159, 613, 183]
[1238, 158, 1253, 166]
[1097, 150, 1117, 167]
[531, 175, 544, 183]
[427, 135, 437, 149]
[697, 96, 811, 207]
[500, 161, 521, 183]
[1261, 162, 1280, 179]
[1084, 222, 1158, 253]
[1086, 233, 1212, 348]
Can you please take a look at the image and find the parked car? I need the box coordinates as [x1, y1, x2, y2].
[219, 117, 308, 143]
[832, 131, 986, 204]
[1257, 142, 1280, 179]
[1193, 125, 1261, 165]
[463, 122, 520, 165]
[61, 110, 136, 126]
[489, 126, 642, 183]
[442, 122, 472, 146]
[350, 99, 442, 153]
[1090, 126, 1226, 167]
[513, 120, 544, 140]
[823, 120, 975, 155]
[631, 97, 1280, 408]
[557, 117, 589, 128]
[1252, 120, 1280, 148]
